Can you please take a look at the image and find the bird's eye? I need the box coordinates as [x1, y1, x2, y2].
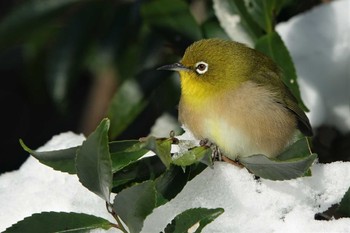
[195, 61, 208, 74]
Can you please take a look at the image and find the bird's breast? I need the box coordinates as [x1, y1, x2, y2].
[179, 81, 297, 159]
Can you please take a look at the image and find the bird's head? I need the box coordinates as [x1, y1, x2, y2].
[158, 38, 259, 100]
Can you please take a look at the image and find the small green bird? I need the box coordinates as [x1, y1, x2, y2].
[158, 38, 312, 160]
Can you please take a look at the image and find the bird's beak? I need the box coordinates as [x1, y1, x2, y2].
[157, 62, 190, 72]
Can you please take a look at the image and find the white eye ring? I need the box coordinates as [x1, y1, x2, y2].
[195, 61, 208, 74]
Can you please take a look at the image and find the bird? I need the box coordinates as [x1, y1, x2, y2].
[158, 38, 312, 160]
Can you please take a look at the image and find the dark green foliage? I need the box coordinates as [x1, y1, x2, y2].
[19, 139, 78, 174]
[76, 118, 112, 202]
[17, 118, 220, 232]
[164, 208, 224, 233]
[337, 186, 350, 217]
[4, 212, 113, 233]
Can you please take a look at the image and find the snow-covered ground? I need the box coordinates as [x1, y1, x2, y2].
[1, 132, 349, 233]
[1, 0, 349, 232]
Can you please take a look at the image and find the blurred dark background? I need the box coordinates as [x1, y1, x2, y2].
[2, 0, 347, 174]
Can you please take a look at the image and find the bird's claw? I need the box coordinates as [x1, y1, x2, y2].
[199, 138, 222, 161]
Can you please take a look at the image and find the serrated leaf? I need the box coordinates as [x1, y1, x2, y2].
[337, 186, 350, 217]
[113, 181, 157, 233]
[76, 118, 112, 202]
[255, 31, 308, 111]
[172, 146, 212, 167]
[239, 153, 317, 180]
[112, 156, 166, 193]
[141, 0, 201, 48]
[109, 140, 149, 173]
[141, 136, 172, 169]
[4, 212, 113, 233]
[19, 139, 147, 175]
[111, 151, 148, 173]
[164, 207, 224, 233]
[19, 139, 78, 174]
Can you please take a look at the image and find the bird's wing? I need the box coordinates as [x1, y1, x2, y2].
[283, 92, 313, 136]
[252, 70, 313, 137]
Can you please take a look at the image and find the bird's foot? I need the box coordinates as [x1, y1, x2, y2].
[199, 139, 244, 167]
[199, 138, 210, 147]
[199, 138, 222, 161]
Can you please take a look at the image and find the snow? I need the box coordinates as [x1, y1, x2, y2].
[1, 132, 350, 233]
[1, 0, 350, 232]
[276, 0, 350, 133]
[144, 161, 350, 233]
[0, 132, 115, 232]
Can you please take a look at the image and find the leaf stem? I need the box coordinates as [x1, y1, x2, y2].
[106, 202, 128, 233]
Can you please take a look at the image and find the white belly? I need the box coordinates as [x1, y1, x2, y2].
[204, 118, 269, 159]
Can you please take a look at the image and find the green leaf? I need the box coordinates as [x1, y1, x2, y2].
[19, 139, 147, 175]
[141, 0, 201, 48]
[111, 149, 148, 174]
[337, 186, 350, 217]
[4, 212, 113, 233]
[140, 136, 172, 169]
[0, 0, 81, 49]
[109, 140, 149, 173]
[172, 146, 212, 167]
[19, 139, 77, 174]
[239, 153, 317, 180]
[112, 156, 166, 193]
[277, 137, 312, 160]
[76, 118, 112, 202]
[113, 164, 209, 233]
[109, 140, 142, 152]
[155, 165, 195, 206]
[186, 163, 209, 181]
[113, 181, 157, 233]
[107, 78, 149, 139]
[154, 163, 207, 206]
[164, 207, 224, 233]
[255, 31, 308, 111]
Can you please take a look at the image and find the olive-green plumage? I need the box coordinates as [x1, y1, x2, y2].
[159, 38, 312, 159]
